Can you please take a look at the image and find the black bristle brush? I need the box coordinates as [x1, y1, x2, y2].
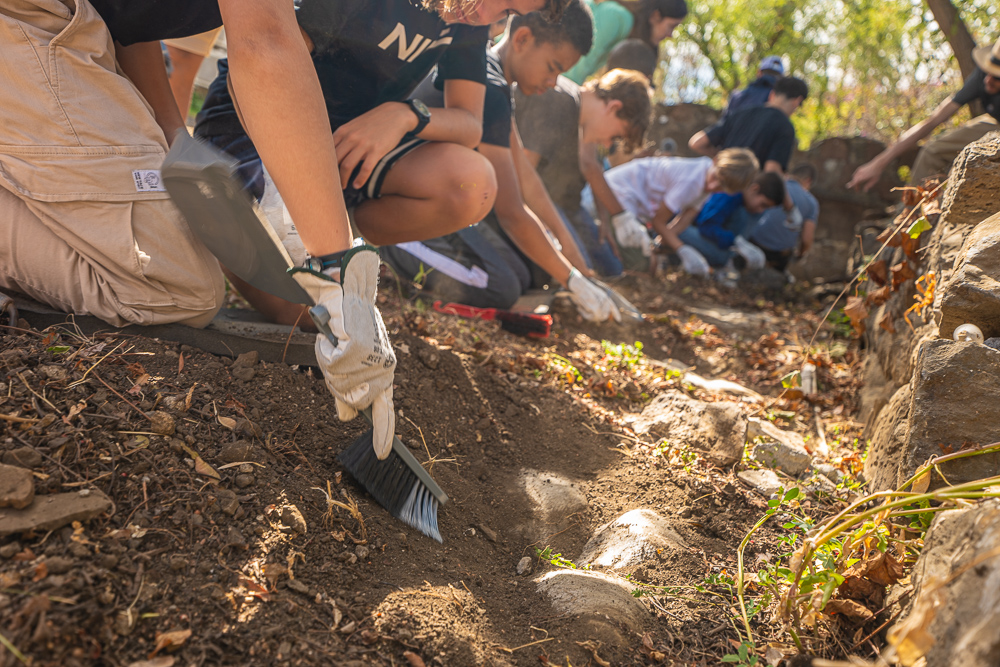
[310, 305, 448, 542]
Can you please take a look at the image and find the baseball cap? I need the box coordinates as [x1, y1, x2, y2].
[760, 55, 784, 75]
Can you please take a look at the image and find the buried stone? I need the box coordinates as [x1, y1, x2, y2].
[579, 509, 687, 569]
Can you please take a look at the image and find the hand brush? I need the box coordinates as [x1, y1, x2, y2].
[310, 305, 448, 542]
[433, 301, 552, 338]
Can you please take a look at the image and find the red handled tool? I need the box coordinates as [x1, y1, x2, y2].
[433, 301, 552, 338]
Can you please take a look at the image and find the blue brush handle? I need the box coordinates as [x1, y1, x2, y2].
[308, 305, 448, 506]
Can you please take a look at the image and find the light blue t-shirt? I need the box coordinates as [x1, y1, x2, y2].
[750, 179, 819, 252]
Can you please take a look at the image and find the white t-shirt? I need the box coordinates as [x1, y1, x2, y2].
[605, 156, 713, 221]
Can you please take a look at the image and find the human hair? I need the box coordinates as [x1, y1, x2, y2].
[427, 0, 568, 22]
[790, 163, 818, 183]
[714, 148, 759, 192]
[584, 68, 652, 150]
[606, 39, 657, 80]
[509, 0, 594, 56]
[622, 0, 688, 47]
[773, 76, 809, 101]
[753, 171, 786, 205]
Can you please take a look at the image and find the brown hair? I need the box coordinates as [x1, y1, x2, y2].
[583, 68, 651, 151]
[713, 148, 758, 192]
[426, 0, 569, 22]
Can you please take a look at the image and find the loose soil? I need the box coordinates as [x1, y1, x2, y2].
[0, 271, 864, 667]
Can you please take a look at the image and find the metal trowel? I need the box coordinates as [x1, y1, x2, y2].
[161, 133, 312, 305]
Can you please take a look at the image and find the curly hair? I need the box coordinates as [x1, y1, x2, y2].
[509, 0, 594, 56]
[583, 68, 651, 151]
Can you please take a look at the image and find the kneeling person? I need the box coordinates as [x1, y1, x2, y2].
[748, 164, 819, 271]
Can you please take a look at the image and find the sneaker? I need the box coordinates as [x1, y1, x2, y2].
[734, 236, 766, 270]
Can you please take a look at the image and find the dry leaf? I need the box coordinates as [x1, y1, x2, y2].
[879, 312, 896, 333]
[403, 651, 426, 667]
[178, 352, 185, 375]
[576, 641, 611, 667]
[824, 598, 874, 623]
[218, 416, 237, 430]
[128, 374, 151, 396]
[183, 384, 196, 411]
[865, 285, 892, 308]
[887, 586, 942, 666]
[867, 259, 888, 286]
[149, 629, 192, 658]
[912, 468, 931, 494]
[263, 563, 289, 588]
[901, 231, 919, 260]
[33, 561, 48, 582]
[877, 225, 903, 248]
[239, 577, 271, 601]
[844, 296, 869, 335]
[129, 658, 176, 667]
[892, 261, 916, 291]
[179, 443, 220, 480]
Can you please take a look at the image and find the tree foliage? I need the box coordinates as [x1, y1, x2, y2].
[658, 0, 999, 147]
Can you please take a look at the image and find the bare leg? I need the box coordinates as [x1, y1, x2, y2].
[354, 142, 496, 245]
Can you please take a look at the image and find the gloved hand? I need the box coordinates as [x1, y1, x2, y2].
[676, 244, 710, 277]
[786, 206, 803, 228]
[567, 269, 622, 322]
[733, 236, 766, 270]
[611, 211, 653, 257]
[290, 247, 396, 459]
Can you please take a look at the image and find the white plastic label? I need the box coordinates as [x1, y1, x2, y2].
[132, 169, 166, 192]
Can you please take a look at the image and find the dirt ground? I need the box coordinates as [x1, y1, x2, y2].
[0, 270, 865, 667]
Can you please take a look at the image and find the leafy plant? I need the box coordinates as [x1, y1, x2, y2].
[601, 340, 644, 369]
[722, 641, 759, 666]
[535, 546, 589, 571]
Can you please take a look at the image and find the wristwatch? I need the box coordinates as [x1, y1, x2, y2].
[406, 99, 432, 136]
[305, 249, 350, 273]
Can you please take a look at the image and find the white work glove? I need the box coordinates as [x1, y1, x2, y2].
[733, 236, 766, 270]
[676, 244, 710, 277]
[786, 206, 803, 228]
[567, 269, 622, 322]
[290, 248, 396, 459]
[611, 211, 653, 257]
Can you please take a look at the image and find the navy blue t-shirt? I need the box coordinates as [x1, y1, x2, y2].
[88, 0, 222, 45]
[704, 106, 796, 171]
[952, 68, 1000, 121]
[196, 0, 488, 136]
[723, 74, 778, 118]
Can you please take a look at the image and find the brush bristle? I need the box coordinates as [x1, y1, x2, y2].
[338, 430, 443, 542]
[496, 311, 551, 338]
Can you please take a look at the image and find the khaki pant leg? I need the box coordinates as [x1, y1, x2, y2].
[0, 0, 224, 327]
[911, 114, 999, 184]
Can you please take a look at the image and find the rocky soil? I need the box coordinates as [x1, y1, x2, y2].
[0, 268, 869, 667]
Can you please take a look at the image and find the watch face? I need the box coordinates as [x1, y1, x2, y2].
[411, 99, 431, 119]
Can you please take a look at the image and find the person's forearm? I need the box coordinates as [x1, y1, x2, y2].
[799, 221, 815, 256]
[496, 207, 574, 284]
[221, 0, 351, 256]
[418, 107, 483, 148]
[689, 131, 717, 157]
[872, 101, 960, 168]
[580, 143, 624, 215]
[115, 41, 186, 144]
[660, 209, 696, 251]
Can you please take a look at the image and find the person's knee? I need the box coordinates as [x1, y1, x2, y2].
[437, 148, 497, 226]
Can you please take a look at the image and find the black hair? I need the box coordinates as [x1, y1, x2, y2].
[606, 39, 657, 80]
[625, 0, 688, 47]
[754, 171, 786, 205]
[510, 0, 594, 57]
[790, 163, 818, 182]
[773, 76, 809, 101]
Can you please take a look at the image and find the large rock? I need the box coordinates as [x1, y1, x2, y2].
[0, 490, 112, 536]
[939, 131, 1000, 227]
[863, 384, 912, 492]
[0, 463, 34, 509]
[629, 391, 747, 465]
[514, 470, 590, 543]
[938, 211, 1000, 339]
[747, 419, 811, 475]
[887, 499, 1000, 666]
[579, 509, 686, 569]
[536, 570, 648, 644]
[868, 339, 1000, 491]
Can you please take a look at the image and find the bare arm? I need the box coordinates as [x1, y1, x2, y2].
[579, 141, 624, 215]
[660, 206, 698, 251]
[510, 124, 591, 275]
[799, 219, 816, 256]
[689, 131, 717, 157]
[115, 41, 186, 144]
[220, 0, 351, 255]
[479, 142, 574, 284]
[848, 99, 961, 190]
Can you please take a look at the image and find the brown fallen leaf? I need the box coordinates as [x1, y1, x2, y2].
[844, 296, 869, 335]
[129, 658, 176, 667]
[178, 352, 185, 375]
[887, 585, 942, 666]
[403, 652, 426, 667]
[218, 415, 237, 430]
[867, 259, 888, 286]
[879, 312, 896, 333]
[33, 561, 48, 582]
[576, 641, 611, 667]
[263, 563, 289, 588]
[825, 598, 874, 623]
[901, 232, 919, 260]
[149, 629, 192, 658]
[877, 225, 903, 248]
[891, 260, 916, 291]
[865, 285, 892, 308]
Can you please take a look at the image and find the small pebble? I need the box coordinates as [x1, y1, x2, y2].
[355, 545, 369, 560]
[516, 556, 533, 576]
[234, 473, 254, 488]
[0, 543, 20, 559]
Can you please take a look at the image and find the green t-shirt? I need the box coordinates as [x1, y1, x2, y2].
[563, 0, 635, 84]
